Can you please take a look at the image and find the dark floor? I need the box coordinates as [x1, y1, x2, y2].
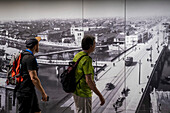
[37, 65, 74, 113]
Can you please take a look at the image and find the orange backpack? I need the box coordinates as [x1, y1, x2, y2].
[6, 52, 23, 85]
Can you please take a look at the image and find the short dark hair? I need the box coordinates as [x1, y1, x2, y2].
[81, 35, 95, 50]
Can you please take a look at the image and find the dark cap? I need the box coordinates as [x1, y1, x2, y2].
[26, 38, 38, 48]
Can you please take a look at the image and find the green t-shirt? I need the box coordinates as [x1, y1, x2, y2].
[73, 51, 94, 97]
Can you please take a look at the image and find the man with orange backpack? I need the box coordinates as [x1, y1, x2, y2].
[16, 37, 48, 113]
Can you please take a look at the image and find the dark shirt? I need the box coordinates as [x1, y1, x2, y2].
[17, 51, 38, 93]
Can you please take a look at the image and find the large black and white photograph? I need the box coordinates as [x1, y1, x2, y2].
[0, 0, 170, 113]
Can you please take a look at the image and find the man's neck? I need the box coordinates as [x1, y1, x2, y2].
[83, 50, 90, 55]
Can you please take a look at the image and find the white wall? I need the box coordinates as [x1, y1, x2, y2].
[125, 35, 138, 46]
[74, 31, 84, 46]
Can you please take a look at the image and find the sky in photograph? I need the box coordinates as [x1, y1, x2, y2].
[126, 0, 170, 17]
[0, 0, 169, 21]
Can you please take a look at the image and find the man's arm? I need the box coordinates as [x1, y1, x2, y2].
[28, 70, 47, 101]
[85, 74, 105, 105]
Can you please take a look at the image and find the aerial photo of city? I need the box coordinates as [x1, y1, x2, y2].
[1, 0, 170, 113]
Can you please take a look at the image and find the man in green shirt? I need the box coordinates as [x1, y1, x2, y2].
[73, 35, 105, 113]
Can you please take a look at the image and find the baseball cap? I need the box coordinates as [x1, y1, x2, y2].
[35, 37, 41, 42]
[26, 37, 41, 48]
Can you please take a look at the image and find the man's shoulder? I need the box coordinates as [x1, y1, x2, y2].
[22, 52, 34, 61]
[74, 51, 91, 62]
[23, 51, 32, 55]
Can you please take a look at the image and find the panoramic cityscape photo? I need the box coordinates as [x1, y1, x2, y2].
[0, 0, 170, 113]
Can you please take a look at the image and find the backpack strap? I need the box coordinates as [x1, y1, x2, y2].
[74, 55, 88, 87]
[73, 55, 87, 67]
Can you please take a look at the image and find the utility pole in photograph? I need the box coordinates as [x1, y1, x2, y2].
[118, 43, 120, 61]
[150, 45, 153, 62]
[139, 60, 142, 85]
[95, 51, 98, 81]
